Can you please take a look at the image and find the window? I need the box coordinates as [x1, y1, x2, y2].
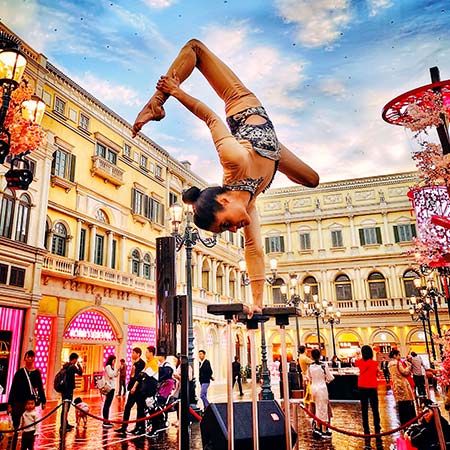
[51, 148, 76, 181]
[359, 227, 382, 245]
[403, 270, 419, 298]
[123, 143, 131, 158]
[144, 197, 164, 224]
[54, 97, 66, 115]
[299, 232, 311, 250]
[335, 274, 352, 300]
[9, 267, 25, 287]
[240, 235, 245, 249]
[394, 224, 416, 243]
[303, 276, 319, 297]
[0, 189, 15, 238]
[140, 155, 148, 169]
[69, 108, 77, 122]
[132, 189, 144, 215]
[0, 264, 7, 284]
[169, 192, 178, 207]
[42, 91, 52, 106]
[79, 113, 90, 131]
[227, 231, 234, 245]
[51, 223, 68, 256]
[272, 278, 285, 304]
[111, 240, 117, 269]
[202, 267, 210, 291]
[79, 229, 86, 261]
[94, 235, 104, 265]
[96, 143, 117, 165]
[265, 236, 285, 253]
[131, 250, 140, 276]
[143, 254, 151, 279]
[155, 164, 163, 179]
[15, 194, 31, 243]
[331, 230, 343, 248]
[368, 272, 387, 299]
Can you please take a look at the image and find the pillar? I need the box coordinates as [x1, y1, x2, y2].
[89, 224, 97, 263]
[106, 231, 114, 268]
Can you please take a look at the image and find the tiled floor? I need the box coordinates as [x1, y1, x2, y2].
[2, 383, 442, 449]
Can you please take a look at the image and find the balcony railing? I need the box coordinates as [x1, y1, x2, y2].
[42, 254, 76, 277]
[91, 156, 124, 186]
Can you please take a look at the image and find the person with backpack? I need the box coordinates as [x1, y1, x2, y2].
[102, 355, 119, 428]
[55, 352, 82, 431]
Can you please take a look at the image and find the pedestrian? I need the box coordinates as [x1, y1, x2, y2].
[115, 347, 145, 435]
[381, 358, 390, 384]
[102, 355, 119, 428]
[198, 350, 213, 410]
[307, 348, 334, 440]
[232, 356, 244, 396]
[57, 352, 83, 431]
[355, 345, 381, 450]
[298, 345, 313, 409]
[117, 358, 127, 397]
[20, 397, 37, 450]
[172, 354, 194, 426]
[409, 352, 426, 398]
[8, 350, 46, 430]
[388, 349, 416, 426]
[132, 39, 319, 311]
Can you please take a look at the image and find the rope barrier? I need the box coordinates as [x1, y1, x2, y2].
[189, 407, 203, 422]
[73, 400, 179, 424]
[1, 403, 64, 434]
[297, 402, 426, 438]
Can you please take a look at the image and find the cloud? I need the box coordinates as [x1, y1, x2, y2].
[71, 72, 144, 107]
[367, 0, 393, 17]
[275, 0, 351, 48]
[143, 0, 176, 8]
[318, 78, 348, 99]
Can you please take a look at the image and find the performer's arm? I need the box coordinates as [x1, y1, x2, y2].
[243, 204, 265, 308]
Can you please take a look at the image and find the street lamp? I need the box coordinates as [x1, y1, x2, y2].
[322, 306, 341, 357]
[303, 294, 329, 355]
[280, 275, 302, 356]
[238, 259, 250, 286]
[409, 295, 434, 364]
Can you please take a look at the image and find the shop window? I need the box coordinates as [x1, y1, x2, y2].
[331, 229, 343, 248]
[51, 148, 76, 181]
[303, 275, 319, 297]
[368, 272, 387, 299]
[79, 229, 86, 261]
[15, 194, 31, 243]
[335, 274, 352, 300]
[394, 224, 416, 243]
[359, 227, 382, 245]
[265, 236, 284, 253]
[9, 267, 25, 287]
[143, 254, 151, 279]
[131, 250, 140, 276]
[94, 235, 104, 265]
[403, 269, 419, 298]
[0, 264, 7, 284]
[299, 232, 311, 250]
[96, 143, 117, 165]
[0, 189, 15, 239]
[51, 223, 68, 256]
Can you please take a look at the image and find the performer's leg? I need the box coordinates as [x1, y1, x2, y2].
[278, 142, 320, 188]
[134, 39, 260, 133]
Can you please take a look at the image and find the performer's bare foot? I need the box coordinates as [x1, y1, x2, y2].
[247, 304, 262, 320]
[132, 100, 165, 137]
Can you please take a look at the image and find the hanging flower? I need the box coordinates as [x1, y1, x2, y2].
[412, 142, 450, 188]
[0, 80, 46, 156]
[436, 330, 450, 388]
[404, 91, 447, 133]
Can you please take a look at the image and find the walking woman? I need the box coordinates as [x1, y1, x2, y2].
[355, 345, 381, 449]
[132, 39, 319, 309]
[102, 355, 119, 428]
[388, 349, 416, 426]
[307, 348, 334, 439]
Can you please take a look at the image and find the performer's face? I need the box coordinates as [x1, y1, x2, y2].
[211, 205, 250, 233]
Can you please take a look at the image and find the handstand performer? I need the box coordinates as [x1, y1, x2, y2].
[132, 39, 319, 309]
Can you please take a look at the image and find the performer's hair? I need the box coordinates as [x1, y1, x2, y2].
[182, 186, 228, 230]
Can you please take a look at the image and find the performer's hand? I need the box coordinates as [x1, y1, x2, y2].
[156, 71, 180, 95]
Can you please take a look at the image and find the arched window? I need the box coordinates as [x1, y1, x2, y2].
[131, 250, 141, 276]
[335, 274, 352, 300]
[0, 189, 15, 238]
[303, 275, 319, 297]
[15, 194, 31, 243]
[202, 261, 210, 291]
[368, 272, 387, 299]
[216, 265, 224, 295]
[51, 223, 68, 256]
[272, 277, 285, 304]
[403, 270, 419, 298]
[95, 209, 109, 224]
[143, 253, 152, 280]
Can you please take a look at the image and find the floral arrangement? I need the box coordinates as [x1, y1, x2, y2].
[404, 91, 445, 133]
[0, 80, 45, 156]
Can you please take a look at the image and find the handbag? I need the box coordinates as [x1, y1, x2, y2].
[95, 377, 112, 395]
[396, 435, 418, 450]
[24, 368, 41, 406]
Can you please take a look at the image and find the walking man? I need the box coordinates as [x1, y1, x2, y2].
[60, 353, 83, 431]
[232, 356, 244, 396]
[118, 359, 127, 396]
[115, 348, 145, 435]
[198, 350, 213, 410]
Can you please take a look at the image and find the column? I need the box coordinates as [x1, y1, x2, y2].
[22, 299, 39, 352]
[211, 259, 217, 293]
[74, 219, 83, 260]
[224, 265, 230, 297]
[52, 297, 68, 400]
[317, 219, 324, 249]
[349, 216, 357, 247]
[321, 270, 330, 299]
[120, 235, 127, 272]
[286, 222, 292, 253]
[383, 213, 391, 245]
[89, 224, 97, 263]
[106, 231, 114, 268]
[120, 309, 129, 364]
[389, 265, 399, 298]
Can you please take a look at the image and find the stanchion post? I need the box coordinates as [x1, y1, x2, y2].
[179, 294, 189, 450]
[226, 318, 235, 450]
[59, 400, 69, 450]
[246, 317, 260, 450]
[280, 324, 292, 450]
[431, 403, 446, 450]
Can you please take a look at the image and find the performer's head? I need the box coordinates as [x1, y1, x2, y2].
[183, 186, 251, 233]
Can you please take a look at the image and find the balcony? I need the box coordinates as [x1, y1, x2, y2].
[42, 254, 76, 278]
[90, 156, 124, 187]
[76, 261, 134, 290]
[135, 278, 156, 294]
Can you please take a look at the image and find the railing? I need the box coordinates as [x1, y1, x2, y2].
[43, 254, 76, 275]
[91, 155, 125, 186]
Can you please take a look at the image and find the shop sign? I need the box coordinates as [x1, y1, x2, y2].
[67, 328, 113, 340]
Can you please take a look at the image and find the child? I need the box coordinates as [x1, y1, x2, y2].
[73, 397, 89, 428]
[20, 398, 37, 450]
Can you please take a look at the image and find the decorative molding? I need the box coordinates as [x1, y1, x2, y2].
[355, 190, 376, 201]
[323, 194, 343, 205]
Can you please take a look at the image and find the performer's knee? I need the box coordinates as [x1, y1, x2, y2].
[184, 38, 205, 52]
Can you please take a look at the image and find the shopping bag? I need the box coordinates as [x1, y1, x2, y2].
[396, 435, 418, 450]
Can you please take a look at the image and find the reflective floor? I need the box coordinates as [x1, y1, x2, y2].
[2, 383, 444, 449]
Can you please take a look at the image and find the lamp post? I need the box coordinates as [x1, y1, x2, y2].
[280, 275, 302, 356]
[409, 295, 434, 364]
[322, 306, 341, 358]
[304, 294, 329, 355]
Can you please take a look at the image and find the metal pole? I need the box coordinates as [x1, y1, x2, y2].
[179, 293, 189, 450]
[185, 239, 194, 367]
[422, 318, 432, 364]
[431, 295, 444, 358]
[259, 320, 274, 400]
[330, 321, 337, 357]
[280, 325, 292, 450]
[427, 315, 437, 361]
[430, 66, 450, 155]
[295, 315, 301, 357]
[431, 403, 447, 450]
[59, 400, 69, 450]
[226, 319, 235, 450]
[249, 329, 259, 450]
[315, 314, 321, 353]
